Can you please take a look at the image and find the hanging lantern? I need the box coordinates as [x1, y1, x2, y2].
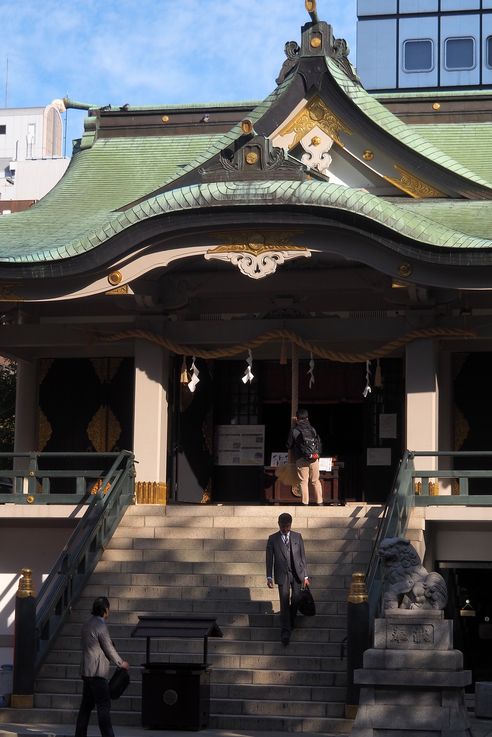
[363, 360, 372, 398]
[307, 352, 315, 389]
[188, 356, 200, 393]
[242, 349, 254, 384]
[460, 599, 476, 617]
[180, 356, 190, 384]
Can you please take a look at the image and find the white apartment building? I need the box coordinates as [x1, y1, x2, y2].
[0, 101, 69, 211]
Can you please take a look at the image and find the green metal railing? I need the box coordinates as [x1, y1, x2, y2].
[34, 450, 135, 671]
[365, 450, 492, 621]
[0, 451, 133, 504]
[0, 451, 135, 672]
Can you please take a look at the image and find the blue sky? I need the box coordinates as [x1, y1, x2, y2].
[1, 0, 357, 155]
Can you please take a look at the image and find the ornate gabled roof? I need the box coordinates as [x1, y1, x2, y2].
[1, 1, 492, 280]
[325, 58, 492, 192]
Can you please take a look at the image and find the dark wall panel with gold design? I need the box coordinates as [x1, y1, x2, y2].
[38, 358, 134, 453]
[454, 352, 492, 492]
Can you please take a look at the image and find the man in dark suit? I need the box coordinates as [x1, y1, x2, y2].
[266, 512, 310, 645]
[75, 596, 129, 737]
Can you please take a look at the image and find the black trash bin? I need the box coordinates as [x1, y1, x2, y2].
[142, 662, 210, 730]
[131, 616, 223, 731]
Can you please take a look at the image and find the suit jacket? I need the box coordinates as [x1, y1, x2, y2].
[266, 530, 308, 584]
[79, 615, 124, 679]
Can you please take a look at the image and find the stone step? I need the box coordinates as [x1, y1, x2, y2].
[107, 535, 374, 551]
[37, 665, 348, 687]
[66, 610, 348, 627]
[53, 635, 345, 658]
[43, 649, 347, 671]
[102, 548, 371, 568]
[88, 570, 366, 587]
[35, 677, 346, 702]
[122, 503, 382, 520]
[0, 707, 354, 734]
[46, 652, 346, 677]
[34, 690, 346, 718]
[113, 522, 378, 537]
[83, 556, 362, 575]
[209, 713, 353, 733]
[81, 581, 354, 601]
[68, 595, 347, 613]
[60, 622, 348, 641]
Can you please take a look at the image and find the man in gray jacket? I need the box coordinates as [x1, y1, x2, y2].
[75, 596, 129, 737]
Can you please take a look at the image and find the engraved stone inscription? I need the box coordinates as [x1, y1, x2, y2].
[389, 624, 434, 646]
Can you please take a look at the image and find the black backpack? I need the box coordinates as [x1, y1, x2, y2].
[295, 424, 321, 461]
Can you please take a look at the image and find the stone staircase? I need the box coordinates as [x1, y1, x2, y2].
[2, 503, 385, 733]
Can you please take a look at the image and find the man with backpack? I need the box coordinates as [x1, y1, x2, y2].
[287, 408, 323, 506]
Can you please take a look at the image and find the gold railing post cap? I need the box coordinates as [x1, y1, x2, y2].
[347, 571, 368, 603]
[17, 568, 36, 598]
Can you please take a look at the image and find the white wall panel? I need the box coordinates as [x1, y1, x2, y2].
[398, 17, 438, 88]
[399, 0, 438, 13]
[357, 0, 397, 16]
[357, 19, 397, 89]
[440, 14, 480, 86]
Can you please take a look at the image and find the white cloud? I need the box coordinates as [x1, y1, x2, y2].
[0, 0, 356, 147]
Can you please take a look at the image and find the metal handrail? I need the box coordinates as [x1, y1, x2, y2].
[365, 450, 416, 622]
[33, 450, 135, 672]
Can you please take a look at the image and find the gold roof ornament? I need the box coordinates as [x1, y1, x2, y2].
[277, 96, 351, 151]
[205, 231, 311, 280]
[305, 0, 319, 23]
[385, 165, 444, 199]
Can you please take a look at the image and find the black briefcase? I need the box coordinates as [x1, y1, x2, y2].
[298, 586, 316, 617]
[109, 667, 130, 699]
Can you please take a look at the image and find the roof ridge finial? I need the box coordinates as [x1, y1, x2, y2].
[305, 0, 319, 24]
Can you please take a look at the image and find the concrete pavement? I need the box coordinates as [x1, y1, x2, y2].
[0, 717, 491, 737]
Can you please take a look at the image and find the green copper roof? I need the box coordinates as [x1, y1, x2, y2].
[0, 134, 220, 260]
[390, 199, 492, 240]
[1, 52, 492, 269]
[326, 57, 492, 190]
[408, 123, 492, 185]
[141, 76, 295, 195]
[2, 180, 492, 265]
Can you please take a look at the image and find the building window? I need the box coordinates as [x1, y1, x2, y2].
[403, 39, 434, 72]
[445, 37, 475, 70]
[487, 36, 492, 68]
[0, 125, 6, 134]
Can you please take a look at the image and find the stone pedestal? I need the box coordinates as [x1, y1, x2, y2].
[352, 610, 472, 737]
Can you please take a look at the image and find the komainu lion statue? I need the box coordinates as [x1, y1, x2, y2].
[379, 537, 448, 612]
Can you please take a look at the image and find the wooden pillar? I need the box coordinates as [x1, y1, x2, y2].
[14, 359, 38, 453]
[133, 340, 169, 496]
[406, 339, 438, 472]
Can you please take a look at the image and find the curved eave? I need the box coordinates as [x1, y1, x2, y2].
[1, 182, 492, 280]
[324, 57, 492, 195]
